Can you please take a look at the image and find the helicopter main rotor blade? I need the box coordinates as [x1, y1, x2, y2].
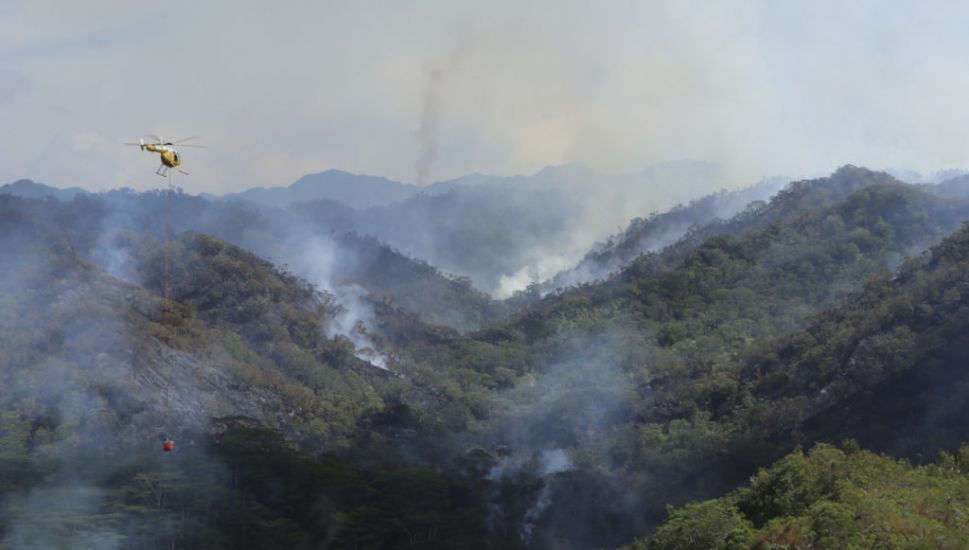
[176, 144, 207, 148]
[172, 135, 201, 144]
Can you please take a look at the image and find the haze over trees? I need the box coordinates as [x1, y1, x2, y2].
[4, 165, 969, 548]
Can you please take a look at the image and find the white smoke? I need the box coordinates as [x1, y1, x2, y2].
[298, 237, 391, 371]
[486, 448, 575, 543]
[494, 254, 575, 299]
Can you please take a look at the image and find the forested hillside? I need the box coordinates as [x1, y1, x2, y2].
[394, 167, 969, 545]
[0, 196, 514, 547]
[13, 1, 969, 547]
[5, 166, 969, 548]
[0, 203, 396, 447]
[0, 187, 500, 332]
[622, 442, 969, 549]
[544, 176, 787, 291]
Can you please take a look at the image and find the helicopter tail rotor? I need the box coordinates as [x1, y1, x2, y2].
[123, 137, 149, 151]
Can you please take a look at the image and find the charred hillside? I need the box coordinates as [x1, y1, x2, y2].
[0, 223, 402, 451]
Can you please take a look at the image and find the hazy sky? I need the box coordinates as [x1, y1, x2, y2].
[3, 1, 969, 193]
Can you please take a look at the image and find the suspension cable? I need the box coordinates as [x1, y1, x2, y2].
[162, 170, 172, 322]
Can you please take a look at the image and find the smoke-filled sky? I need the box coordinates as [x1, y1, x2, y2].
[3, 0, 969, 193]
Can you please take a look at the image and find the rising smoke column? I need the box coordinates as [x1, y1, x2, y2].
[413, 30, 475, 185]
[414, 64, 444, 185]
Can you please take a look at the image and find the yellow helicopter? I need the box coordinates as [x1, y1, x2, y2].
[126, 135, 205, 177]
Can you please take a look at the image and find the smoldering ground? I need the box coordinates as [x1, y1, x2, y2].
[479, 328, 653, 548]
[294, 236, 391, 370]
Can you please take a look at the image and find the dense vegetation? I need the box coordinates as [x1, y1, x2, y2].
[0, 196, 512, 547]
[5, 166, 969, 547]
[543, 176, 785, 291]
[0, 186, 500, 333]
[623, 442, 969, 550]
[397, 167, 969, 543]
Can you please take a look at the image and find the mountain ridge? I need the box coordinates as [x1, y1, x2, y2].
[0, 178, 87, 201]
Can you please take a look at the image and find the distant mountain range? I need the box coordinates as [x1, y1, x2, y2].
[0, 178, 87, 201]
[208, 160, 745, 295]
[212, 169, 419, 209]
[10, 163, 969, 299]
[0, 161, 722, 296]
[204, 160, 729, 209]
